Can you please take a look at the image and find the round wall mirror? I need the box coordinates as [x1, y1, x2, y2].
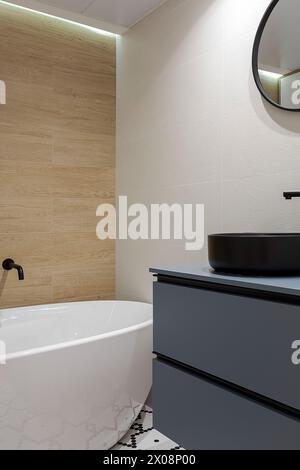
[253, 0, 300, 111]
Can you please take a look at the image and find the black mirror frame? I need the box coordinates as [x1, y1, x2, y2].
[252, 0, 300, 112]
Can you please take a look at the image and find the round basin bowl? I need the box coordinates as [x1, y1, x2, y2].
[208, 233, 300, 276]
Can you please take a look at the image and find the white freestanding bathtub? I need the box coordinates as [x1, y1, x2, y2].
[0, 301, 153, 450]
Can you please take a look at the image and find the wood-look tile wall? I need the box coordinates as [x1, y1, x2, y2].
[0, 4, 116, 308]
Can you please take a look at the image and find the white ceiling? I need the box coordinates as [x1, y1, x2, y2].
[5, 0, 167, 33]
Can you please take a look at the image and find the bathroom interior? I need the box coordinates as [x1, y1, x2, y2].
[0, 0, 300, 452]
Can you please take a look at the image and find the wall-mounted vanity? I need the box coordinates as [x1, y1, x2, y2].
[151, 265, 300, 449]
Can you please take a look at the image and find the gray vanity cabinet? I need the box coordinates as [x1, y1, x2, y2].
[154, 359, 300, 450]
[154, 281, 300, 410]
[151, 266, 300, 449]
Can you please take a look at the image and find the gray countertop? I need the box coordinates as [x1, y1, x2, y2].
[150, 265, 300, 297]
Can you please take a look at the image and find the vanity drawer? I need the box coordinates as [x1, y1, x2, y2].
[153, 358, 300, 450]
[153, 281, 300, 411]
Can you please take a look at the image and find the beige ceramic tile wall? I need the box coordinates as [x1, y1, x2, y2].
[0, 3, 115, 307]
[117, 0, 300, 302]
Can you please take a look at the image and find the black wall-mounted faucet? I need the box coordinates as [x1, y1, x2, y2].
[283, 191, 300, 200]
[2, 259, 24, 281]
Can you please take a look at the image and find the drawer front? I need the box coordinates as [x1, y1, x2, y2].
[154, 281, 300, 410]
[153, 358, 300, 450]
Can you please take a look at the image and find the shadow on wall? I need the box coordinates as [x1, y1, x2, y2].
[0, 272, 8, 299]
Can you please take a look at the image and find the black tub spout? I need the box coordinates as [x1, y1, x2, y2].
[2, 259, 24, 281]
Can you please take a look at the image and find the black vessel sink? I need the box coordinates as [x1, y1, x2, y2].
[208, 233, 300, 276]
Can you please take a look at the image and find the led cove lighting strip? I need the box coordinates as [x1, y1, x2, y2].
[0, 0, 117, 37]
[258, 69, 283, 79]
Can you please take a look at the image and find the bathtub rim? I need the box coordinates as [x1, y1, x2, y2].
[0, 300, 153, 362]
